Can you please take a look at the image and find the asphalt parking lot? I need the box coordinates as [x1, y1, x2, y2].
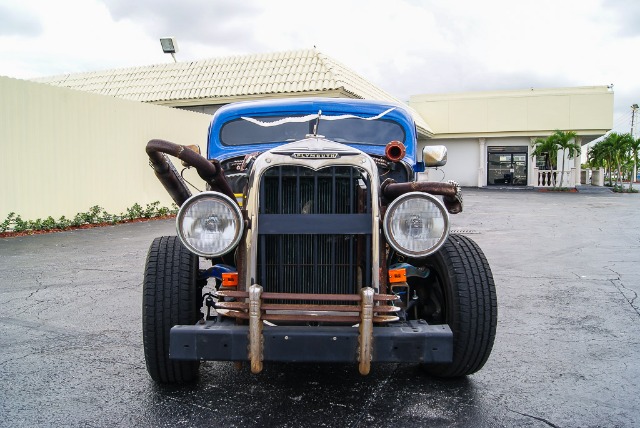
[1, 189, 639, 427]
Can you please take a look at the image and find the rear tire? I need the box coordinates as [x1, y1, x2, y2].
[414, 234, 497, 377]
[143, 236, 200, 383]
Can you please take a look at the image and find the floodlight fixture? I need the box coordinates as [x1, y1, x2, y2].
[160, 37, 178, 62]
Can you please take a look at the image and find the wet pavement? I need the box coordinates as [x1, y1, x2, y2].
[1, 189, 639, 427]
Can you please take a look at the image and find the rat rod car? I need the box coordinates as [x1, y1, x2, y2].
[143, 98, 497, 384]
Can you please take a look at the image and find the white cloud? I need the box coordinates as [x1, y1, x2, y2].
[0, 0, 165, 77]
[0, 0, 637, 118]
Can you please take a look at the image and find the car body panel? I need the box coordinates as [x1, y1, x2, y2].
[207, 97, 418, 164]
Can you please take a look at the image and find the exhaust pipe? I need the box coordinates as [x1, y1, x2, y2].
[146, 144, 192, 206]
[146, 139, 236, 206]
[384, 141, 406, 162]
[381, 179, 463, 214]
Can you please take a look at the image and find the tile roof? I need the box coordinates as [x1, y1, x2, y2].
[34, 49, 431, 134]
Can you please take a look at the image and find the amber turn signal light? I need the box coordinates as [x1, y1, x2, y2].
[222, 272, 239, 287]
[388, 268, 407, 283]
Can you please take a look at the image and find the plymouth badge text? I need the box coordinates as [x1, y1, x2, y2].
[292, 153, 340, 159]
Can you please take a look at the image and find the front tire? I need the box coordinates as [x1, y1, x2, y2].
[143, 236, 200, 383]
[414, 234, 497, 377]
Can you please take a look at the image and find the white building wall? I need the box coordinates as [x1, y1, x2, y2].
[0, 76, 212, 221]
[420, 137, 534, 187]
[418, 139, 479, 186]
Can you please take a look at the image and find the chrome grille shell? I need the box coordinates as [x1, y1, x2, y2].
[242, 138, 381, 294]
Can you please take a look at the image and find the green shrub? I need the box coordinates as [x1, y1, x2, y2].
[125, 203, 143, 220]
[143, 201, 160, 218]
[56, 216, 71, 229]
[13, 215, 29, 233]
[0, 201, 175, 234]
[1, 212, 16, 233]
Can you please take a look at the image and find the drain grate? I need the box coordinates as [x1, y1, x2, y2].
[450, 229, 481, 235]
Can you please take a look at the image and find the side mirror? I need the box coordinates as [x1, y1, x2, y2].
[423, 145, 447, 167]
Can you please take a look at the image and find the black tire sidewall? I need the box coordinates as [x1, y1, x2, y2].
[421, 234, 497, 377]
[142, 236, 200, 383]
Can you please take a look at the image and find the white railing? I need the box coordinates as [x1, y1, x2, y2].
[533, 167, 576, 188]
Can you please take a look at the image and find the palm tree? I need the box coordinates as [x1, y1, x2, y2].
[629, 136, 640, 191]
[531, 137, 557, 170]
[588, 139, 612, 185]
[531, 136, 558, 187]
[605, 133, 633, 188]
[618, 133, 635, 188]
[592, 135, 617, 186]
[588, 142, 602, 168]
[531, 130, 579, 188]
[549, 130, 580, 188]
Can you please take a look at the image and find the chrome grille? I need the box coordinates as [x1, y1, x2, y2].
[257, 166, 371, 296]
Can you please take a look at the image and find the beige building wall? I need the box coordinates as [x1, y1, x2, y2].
[0, 76, 212, 221]
[410, 86, 613, 138]
[412, 86, 613, 188]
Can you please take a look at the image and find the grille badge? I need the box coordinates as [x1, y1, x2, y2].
[291, 152, 339, 159]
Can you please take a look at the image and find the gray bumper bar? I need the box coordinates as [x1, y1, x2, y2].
[170, 319, 453, 364]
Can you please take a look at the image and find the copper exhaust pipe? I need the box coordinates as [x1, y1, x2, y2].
[381, 179, 463, 214]
[146, 145, 192, 206]
[384, 141, 406, 162]
[146, 139, 236, 206]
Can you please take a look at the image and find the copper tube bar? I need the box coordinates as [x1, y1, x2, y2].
[248, 284, 263, 374]
[216, 291, 399, 302]
[358, 287, 375, 375]
[216, 310, 399, 324]
[215, 302, 401, 313]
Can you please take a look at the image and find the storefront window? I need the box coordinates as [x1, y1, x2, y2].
[487, 147, 528, 186]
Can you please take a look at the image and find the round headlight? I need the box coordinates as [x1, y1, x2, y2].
[383, 192, 449, 258]
[176, 191, 244, 257]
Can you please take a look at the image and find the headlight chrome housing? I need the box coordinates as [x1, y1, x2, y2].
[176, 191, 244, 258]
[383, 191, 449, 258]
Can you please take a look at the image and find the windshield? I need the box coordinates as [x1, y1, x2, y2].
[220, 115, 405, 146]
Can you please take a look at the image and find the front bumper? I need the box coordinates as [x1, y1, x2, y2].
[169, 318, 453, 367]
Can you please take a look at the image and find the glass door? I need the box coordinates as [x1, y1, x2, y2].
[487, 149, 528, 186]
[488, 153, 514, 185]
[512, 154, 527, 185]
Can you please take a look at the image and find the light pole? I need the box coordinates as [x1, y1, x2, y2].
[160, 37, 178, 63]
[632, 104, 638, 183]
[631, 104, 638, 138]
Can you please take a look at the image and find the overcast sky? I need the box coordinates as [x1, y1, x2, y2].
[1, 0, 638, 133]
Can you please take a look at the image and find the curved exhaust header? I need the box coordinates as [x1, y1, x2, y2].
[381, 179, 463, 214]
[146, 139, 236, 206]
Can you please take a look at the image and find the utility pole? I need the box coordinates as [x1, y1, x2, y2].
[632, 104, 638, 138]
[632, 104, 638, 183]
